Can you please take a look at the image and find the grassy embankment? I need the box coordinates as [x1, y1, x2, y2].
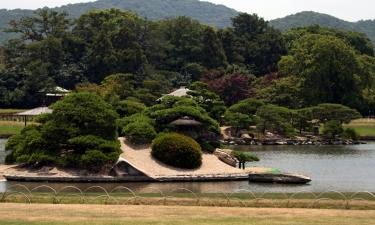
[345, 118, 375, 137]
[0, 204, 374, 225]
[0, 109, 26, 136]
[2, 192, 375, 210]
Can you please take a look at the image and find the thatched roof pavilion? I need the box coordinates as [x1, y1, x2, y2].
[169, 116, 202, 126]
[17, 107, 52, 116]
[16, 107, 52, 126]
[157, 87, 190, 101]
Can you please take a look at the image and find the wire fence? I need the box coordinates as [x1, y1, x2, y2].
[1, 184, 375, 209]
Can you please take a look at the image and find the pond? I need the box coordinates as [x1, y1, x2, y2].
[1, 139, 375, 193]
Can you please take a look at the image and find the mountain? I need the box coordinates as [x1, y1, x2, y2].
[0, 2, 374, 46]
[270, 11, 375, 45]
[0, 0, 239, 43]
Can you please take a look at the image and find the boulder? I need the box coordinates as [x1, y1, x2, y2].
[214, 149, 239, 168]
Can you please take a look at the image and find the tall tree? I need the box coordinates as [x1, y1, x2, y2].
[201, 27, 227, 69]
[279, 34, 362, 109]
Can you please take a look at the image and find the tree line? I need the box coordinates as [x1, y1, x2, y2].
[0, 9, 374, 116]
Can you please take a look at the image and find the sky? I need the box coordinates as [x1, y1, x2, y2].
[0, 0, 374, 22]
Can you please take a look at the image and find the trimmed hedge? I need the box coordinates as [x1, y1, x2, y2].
[123, 122, 157, 144]
[151, 133, 203, 169]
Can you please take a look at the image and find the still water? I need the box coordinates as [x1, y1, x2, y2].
[1, 138, 374, 193]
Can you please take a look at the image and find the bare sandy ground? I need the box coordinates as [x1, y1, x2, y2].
[119, 137, 269, 179]
[0, 204, 374, 225]
[0, 164, 81, 180]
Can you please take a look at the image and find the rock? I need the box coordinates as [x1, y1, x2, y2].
[241, 133, 252, 140]
[214, 149, 239, 168]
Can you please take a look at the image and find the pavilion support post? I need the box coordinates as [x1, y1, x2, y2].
[24, 115, 27, 126]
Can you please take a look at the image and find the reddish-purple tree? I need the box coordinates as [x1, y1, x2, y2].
[203, 73, 251, 106]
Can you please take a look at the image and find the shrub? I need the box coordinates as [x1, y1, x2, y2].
[233, 151, 260, 162]
[117, 113, 155, 135]
[199, 141, 216, 153]
[68, 135, 106, 154]
[323, 120, 344, 139]
[116, 100, 146, 117]
[151, 133, 203, 169]
[123, 122, 157, 144]
[342, 128, 359, 140]
[80, 150, 109, 172]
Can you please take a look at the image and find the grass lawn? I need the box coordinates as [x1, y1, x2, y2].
[0, 121, 25, 136]
[0, 109, 26, 114]
[345, 119, 375, 136]
[0, 204, 374, 225]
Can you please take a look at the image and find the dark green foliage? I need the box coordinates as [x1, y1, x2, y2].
[116, 100, 146, 117]
[51, 92, 119, 140]
[80, 150, 111, 173]
[279, 34, 364, 109]
[151, 133, 202, 169]
[116, 113, 155, 135]
[283, 25, 374, 56]
[256, 76, 304, 109]
[199, 141, 221, 153]
[5, 125, 54, 164]
[150, 105, 220, 134]
[322, 120, 344, 139]
[342, 128, 359, 141]
[0, 0, 239, 44]
[229, 13, 286, 75]
[256, 104, 296, 136]
[311, 104, 362, 124]
[123, 122, 157, 145]
[227, 98, 265, 115]
[188, 81, 226, 121]
[224, 112, 254, 132]
[5, 92, 120, 171]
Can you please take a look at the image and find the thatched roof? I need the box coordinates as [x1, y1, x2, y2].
[40, 86, 70, 97]
[170, 116, 202, 126]
[157, 87, 190, 101]
[17, 107, 53, 116]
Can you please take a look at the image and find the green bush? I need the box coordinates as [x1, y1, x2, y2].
[342, 128, 359, 140]
[68, 135, 106, 153]
[151, 133, 203, 169]
[117, 113, 155, 135]
[116, 100, 146, 117]
[323, 120, 344, 139]
[123, 122, 157, 144]
[233, 151, 260, 163]
[80, 150, 109, 172]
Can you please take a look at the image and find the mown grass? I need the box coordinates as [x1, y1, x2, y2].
[0, 204, 374, 225]
[0, 109, 25, 114]
[0, 121, 25, 136]
[2, 192, 375, 210]
[345, 118, 375, 136]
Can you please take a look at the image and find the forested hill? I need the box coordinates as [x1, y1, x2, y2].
[0, 2, 374, 45]
[270, 11, 375, 44]
[0, 0, 239, 43]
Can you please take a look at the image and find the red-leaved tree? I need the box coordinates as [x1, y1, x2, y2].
[203, 72, 252, 105]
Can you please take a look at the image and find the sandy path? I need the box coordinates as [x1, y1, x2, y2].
[119, 138, 268, 178]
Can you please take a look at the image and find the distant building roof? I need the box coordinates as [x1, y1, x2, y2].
[40, 86, 71, 97]
[17, 107, 53, 116]
[170, 116, 202, 126]
[157, 87, 190, 101]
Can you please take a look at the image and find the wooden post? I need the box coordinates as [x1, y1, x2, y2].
[24, 115, 27, 126]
